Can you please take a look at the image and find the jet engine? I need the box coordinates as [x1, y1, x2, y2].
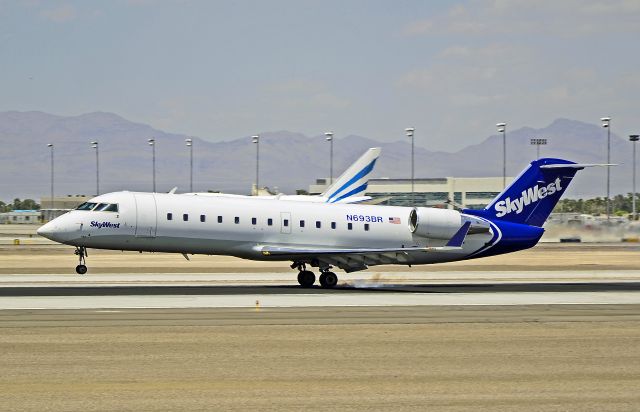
[409, 207, 463, 240]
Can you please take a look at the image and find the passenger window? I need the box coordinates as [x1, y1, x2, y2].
[331, 222, 336, 229]
[183, 214, 188, 221]
[364, 223, 370, 231]
[235, 217, 240, 224]
[167, 213, 173, 221]
[218, 216, 223, 223]
[104, 204, 118, 212]
[200, 215, 206, 223]
[316, 221, 321, 229]
[348, 223, 353, 230]
[268, 218, 273, 226]
[252, 217, 257, 225]
[284, 219, 289, 227]
[299, 220, 305, 228]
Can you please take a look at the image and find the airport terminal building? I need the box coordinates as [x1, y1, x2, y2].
[40, 195, 91, 222]
[0, 210, 42, 224]
[309, 176, 510, 209]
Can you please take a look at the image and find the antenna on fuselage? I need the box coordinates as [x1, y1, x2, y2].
[168, 187, 178, 194]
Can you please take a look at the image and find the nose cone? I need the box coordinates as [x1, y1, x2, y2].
[37, 221, 56, 240]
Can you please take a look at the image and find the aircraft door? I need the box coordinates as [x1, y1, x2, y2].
[134, 193, 157, 237]
[280, 212, 291, 234]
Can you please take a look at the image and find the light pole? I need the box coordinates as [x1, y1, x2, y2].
[601, 117, 611, 221]
[405, 128, 415, 205]
[47, 143, 54, 208]
[148, 138, 156, 192]
[252, 135, 260, 194]
[325, 132, 334, 185]
[496, 122, 507, 187]
[530, 138, 547, 159]
[90, 141, 99, 195]
[185, 138, 193, 192]
[631, 134, 639, 221]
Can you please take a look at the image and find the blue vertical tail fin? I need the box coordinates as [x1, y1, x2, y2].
[464, 158, 583, 227]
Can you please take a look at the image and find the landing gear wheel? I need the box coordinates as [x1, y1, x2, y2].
[74, 246, 88, 275]
[297, 270, 316, 288]
[319, 271, 338, 288]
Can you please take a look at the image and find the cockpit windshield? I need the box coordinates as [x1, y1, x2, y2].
[75, 202, 119, 212]
[76, 202, 97, 211]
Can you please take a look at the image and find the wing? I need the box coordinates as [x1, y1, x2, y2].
[257, 221, 471, 272]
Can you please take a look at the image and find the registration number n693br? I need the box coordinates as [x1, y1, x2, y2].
[346, 214, 383, 223]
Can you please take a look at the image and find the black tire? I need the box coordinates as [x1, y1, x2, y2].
[319, 272, 338, 288]
[75, 264, 88, 275]
[297, 270, 315, 287]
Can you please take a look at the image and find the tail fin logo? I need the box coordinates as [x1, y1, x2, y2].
[494, 177, 563, 217]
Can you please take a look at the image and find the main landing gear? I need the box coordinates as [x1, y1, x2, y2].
[319, 271, 338, 288]
[292, 262, 338, 288]
[74, 246, 88, 275]
[297, 270, 315, 288]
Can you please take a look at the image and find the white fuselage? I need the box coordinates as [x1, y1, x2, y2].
[38, 191, 496, 268]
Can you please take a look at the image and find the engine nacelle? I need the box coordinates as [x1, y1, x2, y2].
[409, 207, 462, 240]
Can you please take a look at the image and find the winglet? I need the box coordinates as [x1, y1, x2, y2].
[445, 221, 471, 247]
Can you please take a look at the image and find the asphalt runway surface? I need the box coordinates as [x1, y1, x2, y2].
[2, 305, 640, 411]
[3, 281, 640, 296]
[1, 242, 639, 410]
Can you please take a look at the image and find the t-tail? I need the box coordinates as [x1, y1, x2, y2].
[465, 158, 589, 227]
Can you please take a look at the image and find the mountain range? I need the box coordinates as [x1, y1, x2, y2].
[0, 111, 635, 200]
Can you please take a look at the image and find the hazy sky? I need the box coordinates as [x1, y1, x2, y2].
[2, 0, 640, 151]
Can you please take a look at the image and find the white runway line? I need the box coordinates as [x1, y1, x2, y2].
[3, 291, 640, 310]
[3, 270, 640, 287]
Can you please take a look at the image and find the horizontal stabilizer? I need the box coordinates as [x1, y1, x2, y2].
[540, 163, 617, 169]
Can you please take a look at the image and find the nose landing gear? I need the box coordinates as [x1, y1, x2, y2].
[74, 246, 88, 275]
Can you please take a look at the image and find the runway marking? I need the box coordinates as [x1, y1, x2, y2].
[3, 291, 640, 310]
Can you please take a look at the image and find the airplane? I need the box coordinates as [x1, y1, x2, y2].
[37, 158, 600, 288]
[194, 147, 381, 204]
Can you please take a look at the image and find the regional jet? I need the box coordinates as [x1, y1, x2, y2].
[38, 158, 599, 288]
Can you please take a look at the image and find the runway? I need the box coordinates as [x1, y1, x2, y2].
[2, 250, 640, 410]
[2, 304, 640, 412]
[2, 271, 640, 309]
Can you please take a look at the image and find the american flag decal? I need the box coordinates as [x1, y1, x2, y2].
[388, 217, 401, 224]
